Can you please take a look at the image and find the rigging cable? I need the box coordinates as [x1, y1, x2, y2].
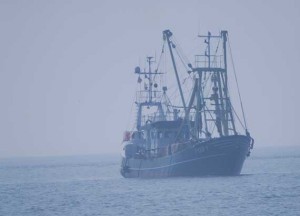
[154, 42, 166, 79]
[231, 104, 246, 130]
[172, 36, 192, 67]
[227, 36, 248, 131]
[173, 44, 192, 72]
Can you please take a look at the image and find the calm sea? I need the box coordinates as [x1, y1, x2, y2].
[0, 147, 300, 216]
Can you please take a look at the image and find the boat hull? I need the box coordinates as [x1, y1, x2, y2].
[120, 135, 252, 178]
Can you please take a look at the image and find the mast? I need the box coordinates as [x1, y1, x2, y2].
[147, 56, 154, 103]
[163, 29, 195, 138]
[192, 31, 236, 138]
[158, 30, 239, 139]
[163, 30, 187, 115]
[135, 57, 165, 130]
[221, 31, 237, 135]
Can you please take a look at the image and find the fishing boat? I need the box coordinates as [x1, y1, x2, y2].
[120, 30, 254, 178]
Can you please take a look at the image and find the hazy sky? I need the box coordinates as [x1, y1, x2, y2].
[0, 0, 299, 157]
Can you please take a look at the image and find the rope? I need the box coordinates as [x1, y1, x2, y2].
[172, 36, 191, 66]
[227, 36, 248, 130]
[154, 42, 165, 81]
[231, 103, 246, 130]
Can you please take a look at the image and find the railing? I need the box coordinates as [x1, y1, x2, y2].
[195, 55, 223, 68]
[136, 90, 162, 103]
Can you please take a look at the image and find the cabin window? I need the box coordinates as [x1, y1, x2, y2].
[158, 131, 163, 139]
[132, 131, 145, 140]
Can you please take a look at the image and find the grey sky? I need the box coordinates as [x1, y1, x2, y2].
[0, 0, 299, 157]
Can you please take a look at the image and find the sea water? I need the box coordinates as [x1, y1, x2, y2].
[0, 147, 299, 216]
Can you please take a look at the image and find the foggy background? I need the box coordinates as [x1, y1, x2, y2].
[0, 0, 299, 158]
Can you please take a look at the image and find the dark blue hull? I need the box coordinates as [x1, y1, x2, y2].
[121, 135, 252, 178]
